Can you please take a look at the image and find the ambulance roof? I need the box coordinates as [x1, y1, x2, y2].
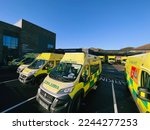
[61, 53, 85, 65]
[36, 53, 63, 60]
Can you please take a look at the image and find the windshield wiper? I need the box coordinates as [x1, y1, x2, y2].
[49, 74, 71, 82]
[59, 76, 71, 82]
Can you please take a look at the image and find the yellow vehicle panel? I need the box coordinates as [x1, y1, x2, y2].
[125, 53, 150, 113]
[36, 53, 63, 61]
[22, 67, 34, 75]
[61, 53, 85, 65]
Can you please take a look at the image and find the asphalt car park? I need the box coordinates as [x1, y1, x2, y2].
[0, 64, 139, 113]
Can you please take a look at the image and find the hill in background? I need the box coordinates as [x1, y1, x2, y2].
[89, 43, 150, 52]
[117, 43, 150, 51]
[120, 47, 134, 51]
[134, 43, 150, 50]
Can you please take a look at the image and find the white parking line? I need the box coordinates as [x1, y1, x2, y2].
[111, 82, 118, 113]
[1, 96, 36, 113]
[0, 79, 18, 85]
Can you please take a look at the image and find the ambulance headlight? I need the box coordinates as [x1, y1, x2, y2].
[19, 67, 24, 72]
[28, 70, 37, 76]
[58, 87, 74, 94]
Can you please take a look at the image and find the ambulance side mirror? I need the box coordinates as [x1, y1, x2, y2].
[137, 87, 150, 102]
[43, 65, 48, 70]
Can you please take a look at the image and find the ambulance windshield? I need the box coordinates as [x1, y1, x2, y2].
[28, 59, 46, 69]
[49, 62, 82, 82]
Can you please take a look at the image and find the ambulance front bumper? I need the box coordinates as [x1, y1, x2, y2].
[36, 88, 71, 113]
[18, 74, 35, 84]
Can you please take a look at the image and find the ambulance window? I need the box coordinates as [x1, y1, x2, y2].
[141, 71, 150, 101]
[28, 59, 46, 69]
[141, 71, 150, 89]
[49, 62, 82, 82]
[15, 56, 25, 62]
[46, 61, 54, 68]
[81, 65, 89, 82]
[90, 64, 99, 75]
[23, 58, 34, 64]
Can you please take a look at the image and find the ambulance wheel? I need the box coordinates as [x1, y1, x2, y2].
[69, 93, 83, 113]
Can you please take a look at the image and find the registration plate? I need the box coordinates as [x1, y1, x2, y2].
[39, 99, 49, 110]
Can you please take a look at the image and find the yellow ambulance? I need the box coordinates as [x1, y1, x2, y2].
[19, 53, 63, 85]
[121, 56, 127, 65]
[125, 53, 150, 112]
[17, 53, 39, 74]
[99, 56, 105, 63]
[108, 55, 116, 64]
[9, 53, 37, 66]
[36, 52, 102, 112]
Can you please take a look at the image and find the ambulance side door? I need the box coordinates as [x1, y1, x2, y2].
[137, 70, 150, 112]
[81, 65, 90, 93]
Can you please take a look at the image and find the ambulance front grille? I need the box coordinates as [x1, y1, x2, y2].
[40, 89, 54, 103]
[20, 74, 26, 79]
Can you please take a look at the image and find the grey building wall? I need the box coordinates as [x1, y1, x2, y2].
[0, 21, 20, 64]
[0, 30, 3, 63]
[0, 19, 56, 64]
[19, 19, 56, 54]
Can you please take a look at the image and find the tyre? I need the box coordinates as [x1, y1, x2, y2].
[69, 93, 83, 113]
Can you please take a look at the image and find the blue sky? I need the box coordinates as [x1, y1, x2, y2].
[1, 0, 150, 50]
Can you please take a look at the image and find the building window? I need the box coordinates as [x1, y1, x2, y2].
[3, 35, 18, 49]
[48, 43, 54, 49]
